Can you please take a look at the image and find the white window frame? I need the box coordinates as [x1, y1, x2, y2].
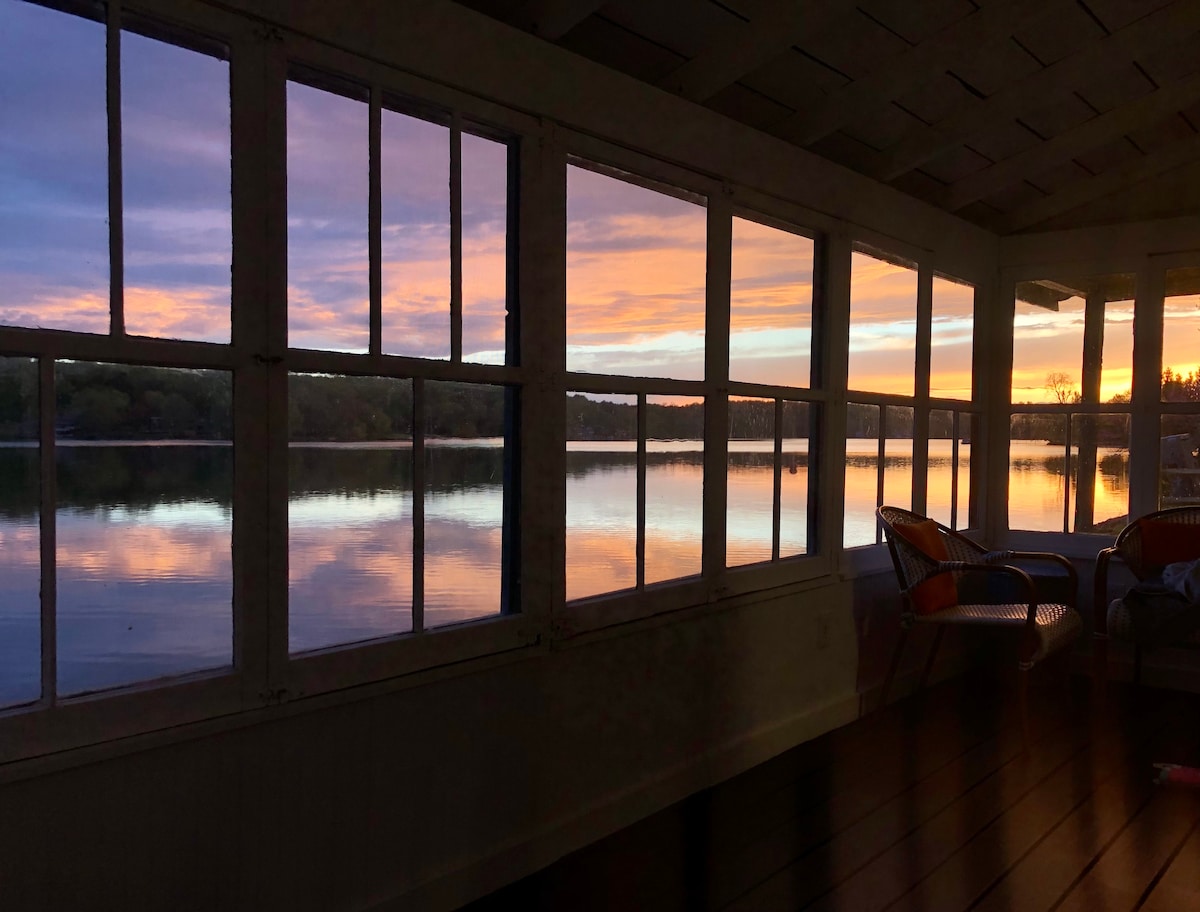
[841, 239, 982, 555]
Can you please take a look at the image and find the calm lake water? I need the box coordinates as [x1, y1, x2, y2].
[0, 437, 1129, 705]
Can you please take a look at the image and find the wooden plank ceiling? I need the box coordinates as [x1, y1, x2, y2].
[453, 0, 1200, 234]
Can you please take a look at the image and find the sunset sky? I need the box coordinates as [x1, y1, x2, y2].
[4, 0, 1196, 400]
[1, 0, 231, 340]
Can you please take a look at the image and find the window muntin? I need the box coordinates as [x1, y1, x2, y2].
[0, 0, 107, 333]
[729, 218, 814, 387]
[122, 27, 231, 342]
[566, 164, 706, 380]
[848, 251, 917, 396]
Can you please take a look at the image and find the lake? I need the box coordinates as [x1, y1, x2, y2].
[0, 437, 1129, 705]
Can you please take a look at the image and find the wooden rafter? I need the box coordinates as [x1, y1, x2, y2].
[876, 0, 1200, 182]
[1001, 129, 1200, 231]
[656, 0, 856, 102]
[943, 69, 1200, 212]
[770, 0, 1052, 148]
[521, 0, 606, 40]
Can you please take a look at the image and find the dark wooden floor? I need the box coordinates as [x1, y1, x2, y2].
[464, 671, 1200, 911]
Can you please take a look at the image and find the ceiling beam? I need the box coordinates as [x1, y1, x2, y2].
[1001, 129, 1200, 232]
[521, 0, 606, 41]
[770, 0, 1052, 148]
[656, 0, 856, 102]
[876, 0, 1200, 182]
[943, 69, 1200, 211]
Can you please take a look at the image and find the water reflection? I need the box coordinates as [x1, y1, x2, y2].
[0, 437, 1134, 701]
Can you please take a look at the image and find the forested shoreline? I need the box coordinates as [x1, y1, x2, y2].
[1, 359, 1195, 443]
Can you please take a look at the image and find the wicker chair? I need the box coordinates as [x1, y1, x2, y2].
[1094, 506, 1200, 684]
[877, 506, 1081, 742]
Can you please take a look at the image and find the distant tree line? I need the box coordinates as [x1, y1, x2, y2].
[6, 360, 1198, 445]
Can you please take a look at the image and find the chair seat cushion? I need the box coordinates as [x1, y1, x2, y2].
[1107, 598, 1200, 645]
[915, 602, 1081, 663]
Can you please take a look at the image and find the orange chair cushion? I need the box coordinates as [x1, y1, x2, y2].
[894, 519, 958, 615]
[1138, 517, 1200, 568]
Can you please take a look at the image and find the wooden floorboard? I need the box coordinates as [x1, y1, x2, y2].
[462, 674, 1200, 912]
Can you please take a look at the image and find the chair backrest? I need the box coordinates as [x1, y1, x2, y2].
[877, 505, 984, 595]
[1112, 505, 1200, 579]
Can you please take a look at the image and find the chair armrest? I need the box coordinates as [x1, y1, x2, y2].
[1093, 546, 1118, 638]
[999, 550, 1079, 609]
[933, 561, 1041, 628]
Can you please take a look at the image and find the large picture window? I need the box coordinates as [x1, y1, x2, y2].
[564, 162, 707, 601]
[1010, 275, 1133, 533]
[727, 216, 818, 566]
[0, 2, 234, 712]
[0, 0, 524, 756]
[845, 248, 976, 546]
[285, 70, 518, 651]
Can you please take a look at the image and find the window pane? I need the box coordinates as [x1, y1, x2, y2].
[1009, 414, 1068, 532]
[727, 398, 773, 567]
[287, 80, 368, 352]
[381, 109, 449, 359]
[848, 251, 916, 396]
[1071, 413, 1128, 533]
[729, 218, 813, 387]
[55, 363, 232, 695]
[0, 0, 108, 333]
[423, 381, 509, 627]
[0, 357, 39, 708]
[1162, 267, 1200, 402]
[122, 30, 230, 342]
[927, 410, 972, 531]
[566, 393, 637, 601]
[462, 132, 508, 365]
[1102, 298, 1133, 404]
[844, 403, 881, 547]
[1161, 416, 1200, 508]
[930, 277, 973, 401]
[288, 374, 414, 652]
[566, 165, 706, 380]
[1013, 284, 1084, 404]
[780, 400, 811, 556]
[645, 395, 703, 585]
